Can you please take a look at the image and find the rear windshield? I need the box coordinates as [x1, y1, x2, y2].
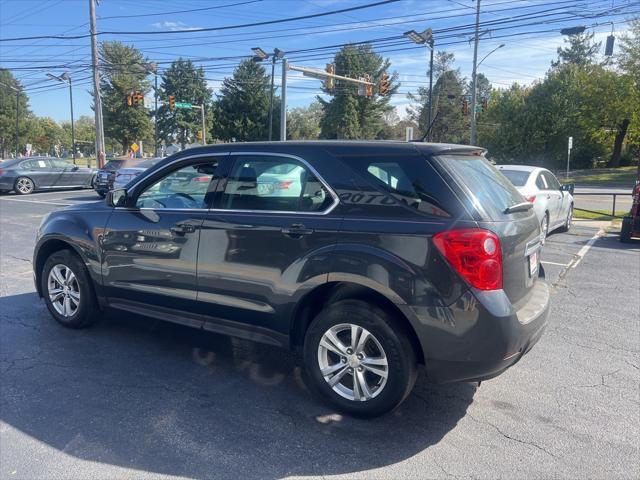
[499, 169, 530, 187]
[437, 155, 525, 220]
[103, 160, 124, 170]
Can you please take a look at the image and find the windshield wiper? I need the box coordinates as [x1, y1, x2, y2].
[504, 202, 533, 214]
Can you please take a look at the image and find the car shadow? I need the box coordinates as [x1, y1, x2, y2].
[0, 292, 476, 480]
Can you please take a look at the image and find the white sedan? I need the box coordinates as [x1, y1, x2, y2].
[498, 165, 574, 239]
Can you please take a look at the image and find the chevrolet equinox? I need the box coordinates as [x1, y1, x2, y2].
[33, 141, 549, 417]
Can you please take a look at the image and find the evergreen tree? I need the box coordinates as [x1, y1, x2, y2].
[553, 32, 601, 67]
[157, 59, 212, 148]
[212, 59, 271, 142]
[99, 41, 153, 153]
[0, 69, 29, 157]
[319, 44, 396, 139]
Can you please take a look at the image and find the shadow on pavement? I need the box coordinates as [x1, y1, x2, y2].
[0, 292, 475, 480]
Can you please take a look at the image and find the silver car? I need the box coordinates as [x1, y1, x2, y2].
[112, 158, 163, 190]
[498, 165, 574, 238]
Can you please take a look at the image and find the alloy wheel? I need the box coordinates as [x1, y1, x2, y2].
[16, 178, 34, 194]
[47, 264, 80, 317]
[566, 206, 573, 229]
[317, 323, 389, 402]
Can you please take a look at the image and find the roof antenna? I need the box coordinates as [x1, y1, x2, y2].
[417, 110, 440, 142]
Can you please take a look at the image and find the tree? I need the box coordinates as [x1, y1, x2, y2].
[407, 51, 467, 142]
[0, 69, 29, 158]
[99, 41, 153, 153]
[27, 117, 63, 156]
[287, 101, 322, 140]
[212, 59, 271, 142]
[553, 32, 601, 67]
[157, 59, 212, 148]
[319, 44, 397, 139]
[618, 19, 640, 86]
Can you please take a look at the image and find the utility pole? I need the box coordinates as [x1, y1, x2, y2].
[404, 29, 434, 141]
[152, 64, 158, 156]
[427, 42, 434, 141]
[469, 0, 481, 145]
[89, 0, 105, 167]
[280, 58, 288, 141]
[47, 73, 76, 163]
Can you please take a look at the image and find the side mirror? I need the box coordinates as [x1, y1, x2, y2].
[561, 183, 575, 195]
[106, 188, 128, 207]
[71, 165, 79, 171]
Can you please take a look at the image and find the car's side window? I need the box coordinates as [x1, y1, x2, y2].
[135, 161, 220, 210]
[535, 173, 547, 190]
[50, 159, 70, 169]
[21, 159, 48, 170]
[543, 172, 561, 190]
[220, 155, 334, 213]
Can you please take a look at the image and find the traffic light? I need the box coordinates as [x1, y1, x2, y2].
[168, 95, 175, 111]
[379, 72, 390, 96]
[324, 63, 335, 90]
[364, 74, 373, 97]
[482, 99, 488, 112]
[134, 91, 144, 106]
[126, 93, 133, 107]
[462, 100, 469, 115]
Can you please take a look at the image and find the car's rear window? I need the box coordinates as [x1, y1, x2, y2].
[437, 155, 525, 220]
[499, 169, 530, 187]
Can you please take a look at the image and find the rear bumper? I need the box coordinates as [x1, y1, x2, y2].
[405, 272, 549, 384]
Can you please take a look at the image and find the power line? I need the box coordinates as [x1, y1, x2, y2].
[97, 0, 264, 20]
[0, 0, 402, 42]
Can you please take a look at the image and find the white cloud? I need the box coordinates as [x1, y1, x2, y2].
[151, 21, 199, 31]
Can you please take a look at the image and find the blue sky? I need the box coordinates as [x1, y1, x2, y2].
[0, 0, 637, 122]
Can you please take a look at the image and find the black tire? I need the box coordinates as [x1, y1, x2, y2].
[96, 191, 106, 199]
[303, 299, 417, 417]
[558, 204, 573, 232]
[620, 217, 633, 243]
[41, 249, 100, 328]
[14, 176, 35, 195]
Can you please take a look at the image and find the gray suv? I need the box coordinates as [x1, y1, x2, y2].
[33, 141, 549, 417]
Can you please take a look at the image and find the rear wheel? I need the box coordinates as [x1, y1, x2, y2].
[41, 249, 100, 328]
[540, 212, 549, 243]
[620, 217, 633, 243]
[14, 177, 34, 195]
[303, 299, 417, 417]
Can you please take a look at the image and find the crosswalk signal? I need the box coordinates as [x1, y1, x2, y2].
[324, 64, 335, 90]
[168, 95, 175, 111]
[462, 100, 469, 115]
[379, 72, 390, 96]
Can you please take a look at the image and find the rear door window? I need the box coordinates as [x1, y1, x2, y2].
[542, 171, 561, 190]
[436, 155, 525, 220]
[536, 173, 548, 190]
[20, 159, 49, 170]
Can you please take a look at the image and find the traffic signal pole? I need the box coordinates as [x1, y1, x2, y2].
[280, 59, 288, 141]
[469, 0, 481, 146]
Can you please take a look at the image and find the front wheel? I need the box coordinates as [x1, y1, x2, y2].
[540, 213, 549, 243]
[41, 249, 100, 328]
[14, 177, 34, 195]
[559, 205, 573, 232]
[303, 300, 417, 417]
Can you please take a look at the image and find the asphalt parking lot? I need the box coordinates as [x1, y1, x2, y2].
[1, 189, 639, 480]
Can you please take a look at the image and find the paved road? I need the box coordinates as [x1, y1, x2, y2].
[1, 190, 639, 480]
[573, 186, 632, 214]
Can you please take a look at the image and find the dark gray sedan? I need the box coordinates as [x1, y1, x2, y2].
[0, 157, 95, 195]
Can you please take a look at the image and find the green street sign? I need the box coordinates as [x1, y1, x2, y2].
[175, 102, 192, 109]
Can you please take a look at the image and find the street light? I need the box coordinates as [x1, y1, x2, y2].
[404, 28, 435, 141]
[47, 72, 76, 163]
[0, 81, 20, 157]
[252, 46, 285, 141]
[470, 42, 506, 145]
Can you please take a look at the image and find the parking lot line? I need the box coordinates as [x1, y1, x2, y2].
[568, 229, 606, 269]
[0, 197, 72, 206]
[541, 260, 570, 267]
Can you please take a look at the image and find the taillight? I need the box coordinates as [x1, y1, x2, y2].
[432, 228, 503, 291]
[526, 195, 536, 203]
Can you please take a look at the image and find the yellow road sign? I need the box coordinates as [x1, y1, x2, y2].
[130, 143, 139, 153]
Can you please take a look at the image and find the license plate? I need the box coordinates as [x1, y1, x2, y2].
[529, 250, 538, 277]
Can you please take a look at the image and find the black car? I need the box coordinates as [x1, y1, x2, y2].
[93, 159, 126, 198]
[33, 141, 549, 416]
[0, 157, 95, 195]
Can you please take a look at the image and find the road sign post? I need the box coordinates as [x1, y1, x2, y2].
[567, 136, 573, 179]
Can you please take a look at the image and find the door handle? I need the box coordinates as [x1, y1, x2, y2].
[281, 223, 314, 238]
[170, 223, 196, 235]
